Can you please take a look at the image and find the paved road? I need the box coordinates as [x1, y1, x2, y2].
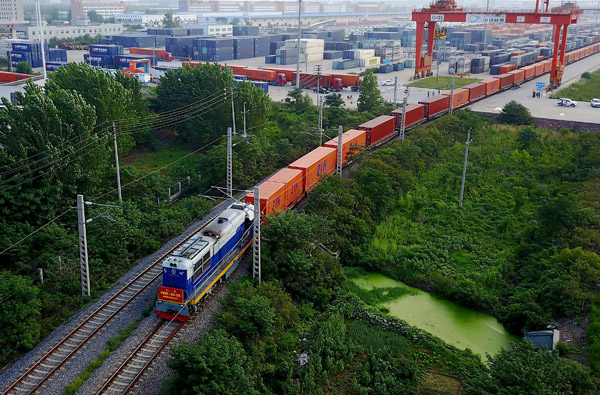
[468, 51, 600, 123]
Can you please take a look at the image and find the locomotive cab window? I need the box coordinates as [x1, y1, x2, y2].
[193, 253, 210, 281]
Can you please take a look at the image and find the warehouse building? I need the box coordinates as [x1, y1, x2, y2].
[71, 0, 127, 20]
[114, 13, 197, 27]
[17, 21, 123, 41]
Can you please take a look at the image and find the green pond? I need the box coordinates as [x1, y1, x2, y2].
[351, 272, 519, 360]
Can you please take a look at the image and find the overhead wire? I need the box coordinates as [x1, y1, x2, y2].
[0, 89, 232, 179]
[0, 92, 236, 190]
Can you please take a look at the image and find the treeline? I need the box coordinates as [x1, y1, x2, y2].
[163, 108, 600, 393]
[0, 62, 389, 366]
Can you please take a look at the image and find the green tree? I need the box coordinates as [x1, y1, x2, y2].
[153, 63, 268, 147]
[164, 329, 257, 395]
[0, 57, 10, 70]
[162, 12, 180, 28]
[230, 17, 240, 25]
[325, 93, 344, 107]
[357, 70, 383, 113]
[464, 342, 596, 394]
[87, 10, 103, 23]
[15, 61, 32, 74]
[0, 272, 42, 360]
[498, 100, 534, 126]
[262, 211, 345, 305]
[48, 62, 150, 152]
[517, 126, 540, 150]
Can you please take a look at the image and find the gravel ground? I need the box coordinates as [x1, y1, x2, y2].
[0, 199, 233, 395]
[80, 259, 251, 395]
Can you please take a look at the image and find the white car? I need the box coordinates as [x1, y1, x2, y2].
[557, 98, 577, 107]
[591, 98, 600, 108]
[381, 79, 395, 86]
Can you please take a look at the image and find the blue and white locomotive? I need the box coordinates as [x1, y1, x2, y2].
[155, 202, 254, 321]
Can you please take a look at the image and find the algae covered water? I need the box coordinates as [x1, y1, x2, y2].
[351, 272, 518, 359]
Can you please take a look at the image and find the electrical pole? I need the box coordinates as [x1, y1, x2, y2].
[315, 64, 322, 110]
[336, 125, 343, 176]
[77, 194, 91, 298]
[393, 76, 398, 110]
[295, 0, 302, 89]
[227, 127, 232, 198]
[483, 0, 490, 47]
[318, 96, 323, 146]
[230, 86, 236, 137]
[400, 96, 407, 141]
[252, 186, 261, 285]
[112, 122, 122, 202]
[459, 128, 472, 208]
[36, 0, 46, 80]
[436, 61, 440, 91]
[242, 102, 247, 139]
[449, 77, 455, 115]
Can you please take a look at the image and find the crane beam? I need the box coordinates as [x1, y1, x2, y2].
[412, 5, 580, 88]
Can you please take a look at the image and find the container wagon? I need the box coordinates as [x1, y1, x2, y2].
[323, 129, 366, 164]
[390, 104, 425, 129]
[244, 181, 286, 216]
[497, 73, 514, 90]
[418, 95, 451, 119]
[480, 78, 500, 95]
[288, 146, 337, 192]
[357, 115, 396, 145]
[462, 82, 486, 102]
[266, 168, 305, 209]
[443, 88, 470, 108]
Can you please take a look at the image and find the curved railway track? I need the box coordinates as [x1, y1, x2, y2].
[96, 319, 184, 395]
[1, 200, 230, 395]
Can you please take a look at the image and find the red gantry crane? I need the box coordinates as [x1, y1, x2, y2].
[412, 0, 580, 89]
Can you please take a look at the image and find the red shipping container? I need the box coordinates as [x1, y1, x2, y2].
[418, 95, 450, 118]
[244, 181, 286, 216]
[390, 104, 425, 128]
[521, 65, 536, 80]
[534, 63, 544, 76]
[323, 129, 366, 164]
[330, 73, 361, 88]
[497, 73, 514, 90]
[498, 64, 516, 74]
[0, 71, 33, 83]
[507, 69, 525, 84]
[442, 88, 469, 108]
[264, 67, 298, 81]
[266, 168, 304, 208]
[288, 146, 337, 192]
[244, 68, 276, 81]
[228, 65, 248, 75]
[480, 78, 500, 95]
[358, 115, 396, 145]
[462, 82, 486, 101]
[543, 60, 552, 73]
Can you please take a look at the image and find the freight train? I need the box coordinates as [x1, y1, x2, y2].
[156, 40, 600, 322]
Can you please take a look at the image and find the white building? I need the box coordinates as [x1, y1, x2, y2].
[0, 0, 24, 23]
[71, 0, 127, 20]
[18, 22, 124, 41]
[114, 13, 197, 27]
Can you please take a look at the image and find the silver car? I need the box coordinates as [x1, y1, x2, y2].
[557, 98, 577, 107]
[591, 98, 600, 108]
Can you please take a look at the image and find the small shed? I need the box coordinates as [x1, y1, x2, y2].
[525, 329, 560, 351]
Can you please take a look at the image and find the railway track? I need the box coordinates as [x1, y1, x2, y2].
[96, 319, 184, 394]
[1, 200, 231, 395]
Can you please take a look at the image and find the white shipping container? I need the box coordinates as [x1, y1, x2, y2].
[306, 53, 324, 62]
[285, 38, 325, 49]
[359, 56, 380, 67]
[357, 49, 375, 59]
[304, 46, 324, 55]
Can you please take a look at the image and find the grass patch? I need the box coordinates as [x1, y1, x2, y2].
[345, 269, 414, 307]
[550, 68, 600, 100]
[407, 76, 481, 90]
[125, 144, 192, 173]
[63, 319, 140, 395]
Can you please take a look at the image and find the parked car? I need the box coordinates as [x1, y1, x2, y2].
[557, 98, 577, 107]
[381, 79, 395, 86]
[313, 86, 329, 94]
[591, 98, 600, 108]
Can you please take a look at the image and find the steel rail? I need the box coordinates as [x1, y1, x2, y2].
[96, 320, 184, 395]
[2, 200, 230, 395]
